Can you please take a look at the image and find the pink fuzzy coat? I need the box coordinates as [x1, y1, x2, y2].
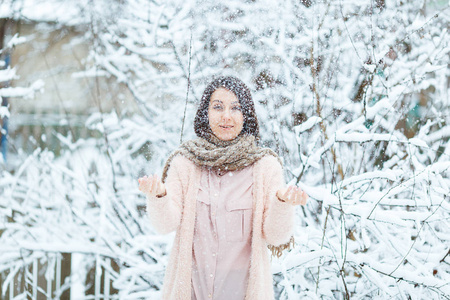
[146, 155, 294, 300]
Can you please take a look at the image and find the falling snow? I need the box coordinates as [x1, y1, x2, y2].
[1, 0, 449, 299]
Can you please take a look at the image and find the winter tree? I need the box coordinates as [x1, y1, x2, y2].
[1, 0, 449, 299]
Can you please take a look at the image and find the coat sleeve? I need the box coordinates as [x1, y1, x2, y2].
[261, 156, 295, 246]
[146, 156, 185, 234]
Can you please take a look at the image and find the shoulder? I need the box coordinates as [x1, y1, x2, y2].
[163, 154, 200, 187]
[256, 154, 282, 170]
[253, 154, 285, 191]
[254, 154, 283, 180]
[169, 154, 197, 172]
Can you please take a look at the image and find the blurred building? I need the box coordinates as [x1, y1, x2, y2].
[1, 17, 137, 161]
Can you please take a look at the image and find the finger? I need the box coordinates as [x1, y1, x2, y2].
[139, 178, 148, 193]
[293, 188, 301, 205]
[297, 188, 304, 205]
[290, 187, 300, 203]
[139, 177, 148, 192]
[151, 175, 158, 194]
[283, 186, 294, 200]
[156, 180, 161, 195]
[301, 191, 308, 205]
[138, 176, 145, 188]
[154, 175, 162, 194]
[297, 190, 304, 205]
[143, 175, 151, 193]
[154, 175, 160, 194]
[290, 187, 299, 204]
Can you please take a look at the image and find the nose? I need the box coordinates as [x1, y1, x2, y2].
[222, 108, 232, 120]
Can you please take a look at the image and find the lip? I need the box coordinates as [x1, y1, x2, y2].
[219, 125, 234, 130]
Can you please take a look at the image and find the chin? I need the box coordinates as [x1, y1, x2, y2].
[217, 134, 237, 141]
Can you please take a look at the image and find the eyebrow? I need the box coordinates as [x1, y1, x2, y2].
[211, 100, 241, 105]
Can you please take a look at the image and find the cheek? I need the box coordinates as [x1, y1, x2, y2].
[236, 115, 244, 129]
[208, 110, 217, 125]
[209, 117, 219, 128]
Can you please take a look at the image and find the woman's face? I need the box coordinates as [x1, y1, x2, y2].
[208, 88, 244, 141]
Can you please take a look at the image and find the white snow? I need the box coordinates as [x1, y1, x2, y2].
[294, 116, 322, 134]
[0, 68, 17, 83]
[1, 0, 449, 299]
[0, 106, 10, 118]
[0, 79, 44, 98]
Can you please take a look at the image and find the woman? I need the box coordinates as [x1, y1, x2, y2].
[138, 76, 308, 300]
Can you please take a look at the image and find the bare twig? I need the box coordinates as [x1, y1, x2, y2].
[169, 39, 199, 103]
[316, 206, 331, 293]
[358, 262, 450, 300]
[309, 38, 344, 180]
[180, 31, 193, 144]
[389, 195, 447, 275]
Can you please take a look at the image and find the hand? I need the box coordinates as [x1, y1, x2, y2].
[276, 186, 308, 206]
[138, 174, 166, 197]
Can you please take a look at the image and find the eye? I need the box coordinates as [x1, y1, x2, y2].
[232, 106, 242, 111]
[213, 104, 223, 110]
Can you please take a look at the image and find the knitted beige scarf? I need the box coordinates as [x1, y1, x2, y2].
[161, 134, 281, 183]
[161, 134, 294, 257]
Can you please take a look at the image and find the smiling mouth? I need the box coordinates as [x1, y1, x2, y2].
[220, 125, 233, 129]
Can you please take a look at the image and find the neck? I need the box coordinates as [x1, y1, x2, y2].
[206, 133, 248, 147]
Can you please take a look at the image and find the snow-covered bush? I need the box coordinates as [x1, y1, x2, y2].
[1, 0, 449, 299]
